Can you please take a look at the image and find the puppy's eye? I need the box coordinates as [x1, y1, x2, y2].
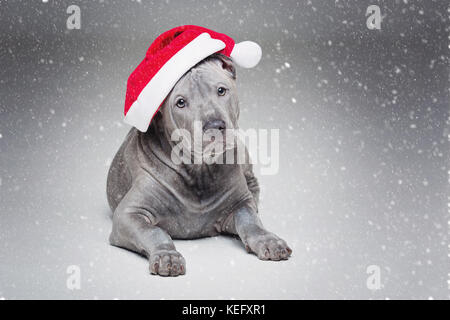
[217, 87, 227, 96]
[176, 98, 186, 108]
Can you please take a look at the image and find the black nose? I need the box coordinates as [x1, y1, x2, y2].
[203, 119, 226, 132]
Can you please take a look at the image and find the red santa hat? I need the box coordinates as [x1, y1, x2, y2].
[124, 25, 262, 132]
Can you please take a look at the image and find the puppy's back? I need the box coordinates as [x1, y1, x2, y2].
[106, 129, 136, 212]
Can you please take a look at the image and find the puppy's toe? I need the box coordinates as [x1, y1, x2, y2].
[169, 254, 186, 276]
[149, 254, 161, 275]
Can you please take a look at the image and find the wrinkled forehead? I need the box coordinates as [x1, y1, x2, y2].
[170, 61, 233, 96]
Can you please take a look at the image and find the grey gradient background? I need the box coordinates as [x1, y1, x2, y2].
[0, 0, 449, 299]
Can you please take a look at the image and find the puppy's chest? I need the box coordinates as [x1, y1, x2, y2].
[174, 186, 241, 220]
[157, 185, 249, 239]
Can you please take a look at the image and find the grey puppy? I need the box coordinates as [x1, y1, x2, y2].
[107, 53, 292, 276]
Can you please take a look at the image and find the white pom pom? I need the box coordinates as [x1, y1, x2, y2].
[230, 41, 262, 68]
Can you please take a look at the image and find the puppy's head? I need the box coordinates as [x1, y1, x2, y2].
[157, 53, 238, 152]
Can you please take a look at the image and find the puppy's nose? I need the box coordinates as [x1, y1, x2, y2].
[203, 119, 226, 132]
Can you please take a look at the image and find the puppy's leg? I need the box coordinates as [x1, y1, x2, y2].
[224, 206, 292, 261]
[109, 183, 186, 276]
[243, 168, 260, 207]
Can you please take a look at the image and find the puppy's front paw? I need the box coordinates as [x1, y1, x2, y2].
[245, 233, 292, 261]
[149, 249, 186, 276]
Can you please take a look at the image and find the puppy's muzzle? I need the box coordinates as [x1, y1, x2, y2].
[203, 119, 226, 132]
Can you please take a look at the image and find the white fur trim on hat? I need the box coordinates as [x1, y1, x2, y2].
[124, 33, 226, 132]
[230, 41, 262, 68]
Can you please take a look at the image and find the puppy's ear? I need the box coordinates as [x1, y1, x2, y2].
[212, 53, 236, 79]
